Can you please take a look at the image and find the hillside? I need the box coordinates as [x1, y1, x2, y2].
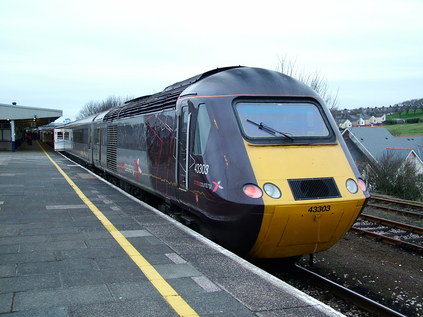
[334, 98, 423, 136]
[386, 108, 423, 120]
[384, 122, 423, 136]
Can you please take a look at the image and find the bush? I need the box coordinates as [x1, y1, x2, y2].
[366, 153, 423, 201]
[384, 120, 395, 125]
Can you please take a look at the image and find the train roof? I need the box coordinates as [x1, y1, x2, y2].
[103, 66, 319, 122]
[103, 66, 242, 122]
[65, 111, 109, 127]
[182, 67, 318, 97]
[163, 66, 242, 91]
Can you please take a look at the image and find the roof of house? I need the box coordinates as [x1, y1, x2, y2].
[343, 127, 423, 162]
[373, 113, 386, 118]
[386, 148, 414, 161]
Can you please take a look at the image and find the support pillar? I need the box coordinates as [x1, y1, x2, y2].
[10, 120, 16, 152]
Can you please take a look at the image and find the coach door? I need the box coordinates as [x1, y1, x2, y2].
[177, 102, 192, 190]
[93, 127, 101, 165]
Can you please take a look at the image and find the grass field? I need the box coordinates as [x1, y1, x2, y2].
[387, 109, 423, 120]
[384, 122, 423, 136]
[384, 108, 422, 136]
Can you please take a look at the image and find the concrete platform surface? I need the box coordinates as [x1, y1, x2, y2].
[0, 142, 343, 316]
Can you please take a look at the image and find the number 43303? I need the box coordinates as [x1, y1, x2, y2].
[308, 205, 331, 213]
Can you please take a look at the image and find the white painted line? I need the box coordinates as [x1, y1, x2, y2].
[77, 173, 97, 179]
[46, 204, 88, 210]
[191, 276, 221, 293]
[165, 253, 187, 265]
[120, 230, 152, 238]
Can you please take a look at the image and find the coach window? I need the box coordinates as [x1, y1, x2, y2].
[193, 104, 211, 155]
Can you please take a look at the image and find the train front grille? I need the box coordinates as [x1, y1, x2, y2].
[288, 177, 341, 200]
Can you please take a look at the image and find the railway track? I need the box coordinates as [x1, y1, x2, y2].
[258, 261, 406, 317]
[367, 202, 423, 219]
[371, 194, 423, 208]
[369, 194, 423, 218]
[351, 214, 423, 253]
[291, 265, 405, 317]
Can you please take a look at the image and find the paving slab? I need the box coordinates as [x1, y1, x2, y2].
[0, 144, 343, 316]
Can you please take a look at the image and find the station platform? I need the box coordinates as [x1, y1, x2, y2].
[0, 142, 342, 317]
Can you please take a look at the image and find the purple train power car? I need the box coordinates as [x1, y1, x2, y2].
[60, 66, 369, 259]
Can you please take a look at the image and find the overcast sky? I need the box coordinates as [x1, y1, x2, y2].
[1, 0, 422, 121]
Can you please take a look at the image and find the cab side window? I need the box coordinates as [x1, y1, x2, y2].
[193, 104, 211, 155]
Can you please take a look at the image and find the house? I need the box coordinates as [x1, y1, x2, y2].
[336, 112, 386, 129]
[361, 114, 373, 126]
[347, 115, 365, 127]
[342, 127, 423, 175]
[338, 119, 352, 129]
[373, 113, 386, 124]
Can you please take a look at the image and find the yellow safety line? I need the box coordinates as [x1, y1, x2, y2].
[39, 143, 199, 317]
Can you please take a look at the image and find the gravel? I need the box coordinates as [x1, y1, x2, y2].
[295, 231, 423, 316]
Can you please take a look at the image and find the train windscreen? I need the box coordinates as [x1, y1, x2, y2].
[235, 102, 333, 143]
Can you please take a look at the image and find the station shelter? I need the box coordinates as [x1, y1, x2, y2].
[0, 103, 62, 151]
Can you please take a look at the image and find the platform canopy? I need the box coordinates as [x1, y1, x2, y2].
[1, 103, 63, 151]
[0, 103, 63, 128]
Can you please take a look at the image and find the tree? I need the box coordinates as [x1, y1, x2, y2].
[366, 152, 422, 201]
[76, 95, 133, 119]
[276, 56, 339, 111]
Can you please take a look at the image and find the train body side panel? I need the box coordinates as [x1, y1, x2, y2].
[108, 110, 177, 200]
[65, 124, 91, 163]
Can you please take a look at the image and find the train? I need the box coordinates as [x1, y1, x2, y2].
[54, 66, 369, 259]
[39, 125, 70, 150]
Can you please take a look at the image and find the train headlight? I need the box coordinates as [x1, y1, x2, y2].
[358, 178, 367, 192]
[243, 184, 262, 199]
[346, 178, 358, 194]
[263, 183, 281, 199]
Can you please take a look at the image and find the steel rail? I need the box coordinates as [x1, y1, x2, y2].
[350, 227, 423, 252]
[370, 194, 423, 210]
[352, 214, 423, 253]
[359, 214, 423, 235]
[293, 265, 405, 317]
[367, 202, 422, 218]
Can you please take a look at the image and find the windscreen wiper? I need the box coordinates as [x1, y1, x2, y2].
[247, 119, 294, 141]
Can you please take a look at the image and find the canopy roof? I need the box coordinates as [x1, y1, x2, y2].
[0, 103, 62, 128]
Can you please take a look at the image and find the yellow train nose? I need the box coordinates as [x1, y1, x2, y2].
[243, 143, 368, 258]
[249, 198, 366, 258]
